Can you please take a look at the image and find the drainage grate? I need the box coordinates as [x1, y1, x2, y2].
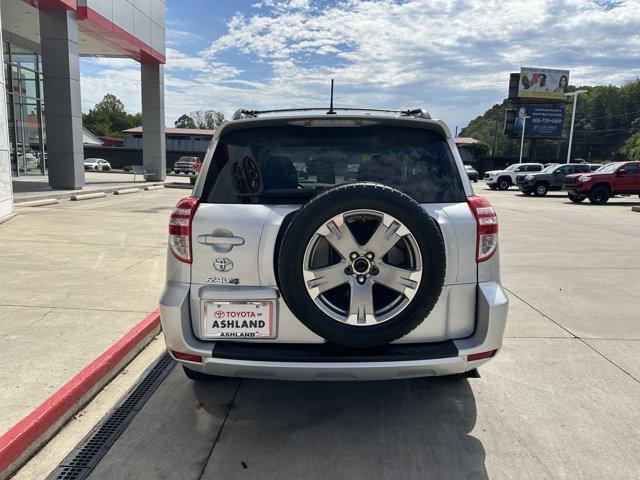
[46, 353, 175, 480]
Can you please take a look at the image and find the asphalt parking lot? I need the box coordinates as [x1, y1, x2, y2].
[23, 184, 640, 479]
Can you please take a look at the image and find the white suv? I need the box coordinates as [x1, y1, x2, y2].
[159, 108, 509, 381]
[484, 163, 544, 190]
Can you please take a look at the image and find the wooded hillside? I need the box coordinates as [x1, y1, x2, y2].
[460, 79, 640, 162]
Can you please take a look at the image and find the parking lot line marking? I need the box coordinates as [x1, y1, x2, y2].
[505, 287, 640, 385]
[198, 380, 243, 478]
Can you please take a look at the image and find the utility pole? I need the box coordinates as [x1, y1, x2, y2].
[565, 90, 588, 163]
[518, 115, 530, 163]
[491, 106, 500, 155]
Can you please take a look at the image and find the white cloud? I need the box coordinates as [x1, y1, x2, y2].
[81, 0, 640, 129]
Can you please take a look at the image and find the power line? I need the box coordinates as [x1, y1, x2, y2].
[576, 111, 639, 121]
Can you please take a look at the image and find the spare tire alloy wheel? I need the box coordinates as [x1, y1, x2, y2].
[278, 183, 446, 348]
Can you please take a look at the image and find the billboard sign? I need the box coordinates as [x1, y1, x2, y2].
[518, 67, 569, 100]
[508, 73, 520, 99]
[509, 103, 565, 138]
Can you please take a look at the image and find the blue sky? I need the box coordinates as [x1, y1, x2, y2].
[79, 0, 640, 131]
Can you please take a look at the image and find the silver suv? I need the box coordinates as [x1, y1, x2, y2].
[159, 108, 509, 381]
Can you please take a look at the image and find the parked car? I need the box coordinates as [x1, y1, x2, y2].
[563, 161, 640, 204]
[585, 163, 604, 172]
[344, 163, 360, 180]
[294, 162, 309, 180]
[160, 107, 508, 382]
[84, 158, 111, 171]
[17, 151, 39, 172]
[517, 163, 592, 196]
[464, 164, 479, 182]
[484, 163, 544, 190]
[173, 156, 202, 174]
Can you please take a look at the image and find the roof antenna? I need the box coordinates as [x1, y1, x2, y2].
[326, 79, 337, 114]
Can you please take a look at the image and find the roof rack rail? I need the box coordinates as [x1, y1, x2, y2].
[400, 108, 431, 119]
[232, 107, 431, 120]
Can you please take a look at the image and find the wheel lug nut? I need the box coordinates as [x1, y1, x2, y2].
[344, 266, 353, 275]
[365, 252, 374, 260]
[357, 275, 366, 284]
[370, 266, 379, 275]
[349, 252, 359, 260]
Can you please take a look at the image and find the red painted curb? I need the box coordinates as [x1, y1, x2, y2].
[0, 309, 161, 474]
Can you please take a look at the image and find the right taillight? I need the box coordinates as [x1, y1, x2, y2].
[169, 197, 200, 263]
[467, 196, 498, 262]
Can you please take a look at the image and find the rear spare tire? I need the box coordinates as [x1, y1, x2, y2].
[278, 183, 446, 348]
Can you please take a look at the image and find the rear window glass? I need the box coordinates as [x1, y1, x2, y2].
[202, 125, 466, 204]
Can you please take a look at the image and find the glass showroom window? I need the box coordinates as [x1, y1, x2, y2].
[4, 42, 46, 176]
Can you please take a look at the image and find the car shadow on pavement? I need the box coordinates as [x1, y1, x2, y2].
[195, 376, 488, 480]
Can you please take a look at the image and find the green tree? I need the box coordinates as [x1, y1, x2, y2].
[459, 141, 490, 157]
[82, 94, 141, 137]
[619, 131, 640, 160]
[175, 110, 225, 130]
[460, 79, 640, 162]
[174, 114, 197, 129]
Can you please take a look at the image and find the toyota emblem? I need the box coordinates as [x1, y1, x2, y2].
[213, 257, 234, 272]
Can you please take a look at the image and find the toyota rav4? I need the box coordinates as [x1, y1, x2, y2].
[160, 108, 509, 381]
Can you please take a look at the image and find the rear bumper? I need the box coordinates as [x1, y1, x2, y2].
[159, 281, 509, 381]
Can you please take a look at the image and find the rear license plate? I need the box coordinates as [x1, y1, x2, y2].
[203, 301, 274, 339]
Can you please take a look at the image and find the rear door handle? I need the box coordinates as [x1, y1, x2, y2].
[197, 235, 245, 247]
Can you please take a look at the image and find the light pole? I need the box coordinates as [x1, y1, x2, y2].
[565, 89, 588, 163]
[518, 115, 531, 163]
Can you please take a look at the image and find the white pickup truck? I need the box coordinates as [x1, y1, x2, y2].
[484, 163, 544, 190]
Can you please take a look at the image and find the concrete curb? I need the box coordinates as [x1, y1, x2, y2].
[164, 182, 193, 189]
[143, 185, 164, 191]
[13, 199, 59, 207]
[0, 310, 162, 480]
[113, 188, 141, 195]
[0, 212, 17, 225]
[13, 182, 165, 204]
[70, 192, 107, 201]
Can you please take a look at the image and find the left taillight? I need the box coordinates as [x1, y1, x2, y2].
[467, 196, 499, 262]
[169, 197, 200, 263]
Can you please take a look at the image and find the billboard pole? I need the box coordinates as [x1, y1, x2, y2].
[518, 115, 530, 163]
[565, 90, 588, 163]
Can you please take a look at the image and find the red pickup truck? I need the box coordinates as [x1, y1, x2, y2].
[563, 161, 640, 204]
[173, 156, 202, 174]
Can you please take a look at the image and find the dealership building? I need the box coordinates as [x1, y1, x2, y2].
[0, 0, 167, 222]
